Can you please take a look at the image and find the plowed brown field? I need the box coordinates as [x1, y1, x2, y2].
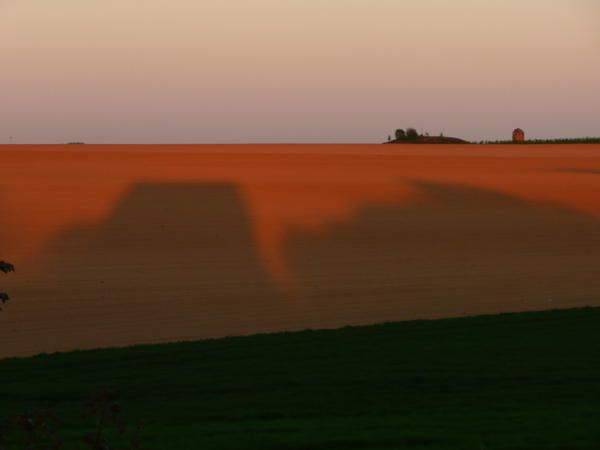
[2, 144, 600, 357]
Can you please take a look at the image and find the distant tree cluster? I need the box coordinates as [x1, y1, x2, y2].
[392, 128, 419, 141]
[406, 128, 419, 140]
[386, 128, 469, 144]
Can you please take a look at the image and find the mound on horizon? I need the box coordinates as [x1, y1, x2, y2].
[386, 136, 469, 144]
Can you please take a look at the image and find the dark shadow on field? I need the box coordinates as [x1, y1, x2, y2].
[556, 168, 600, 175]
[14, 182, 291, 354]
[7, 179, 600, 356]
[282, 180, 600, 326]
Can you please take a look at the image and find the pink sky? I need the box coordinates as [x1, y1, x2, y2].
[0, 0, 598, 143]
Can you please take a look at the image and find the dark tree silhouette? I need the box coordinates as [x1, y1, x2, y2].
[395, 129, 406, 140]
[1, 261, 15, 309]
[406, 128, 419, 140]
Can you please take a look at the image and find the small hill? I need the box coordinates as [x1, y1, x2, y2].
[1, 307, 599, 449]
[386, 135, 470, 144]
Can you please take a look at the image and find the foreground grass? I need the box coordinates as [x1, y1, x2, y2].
[1, 307, 600, 449]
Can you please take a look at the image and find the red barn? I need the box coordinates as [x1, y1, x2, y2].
[512, 128, 525, 142]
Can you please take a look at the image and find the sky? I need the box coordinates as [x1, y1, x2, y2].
[0, 0, 598, 143]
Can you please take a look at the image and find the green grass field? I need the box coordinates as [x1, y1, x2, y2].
[2, 307, 600, 449]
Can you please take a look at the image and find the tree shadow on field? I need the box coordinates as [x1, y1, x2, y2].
[5, 179, 600, 356]
[11, 182, 295, 355]
[556, 168, 600, 175]
[282, 179, 600, 327]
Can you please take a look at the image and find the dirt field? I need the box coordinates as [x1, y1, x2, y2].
[1, 144, 600, 357]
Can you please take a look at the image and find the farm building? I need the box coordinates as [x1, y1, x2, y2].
[513, 128, 525, 142]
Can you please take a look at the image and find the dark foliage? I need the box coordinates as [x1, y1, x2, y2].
[0, 390, 143, 450]
[0, 410, 61, 450]
[0, 261, 15, 310]
[406, 128, 419, 140]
